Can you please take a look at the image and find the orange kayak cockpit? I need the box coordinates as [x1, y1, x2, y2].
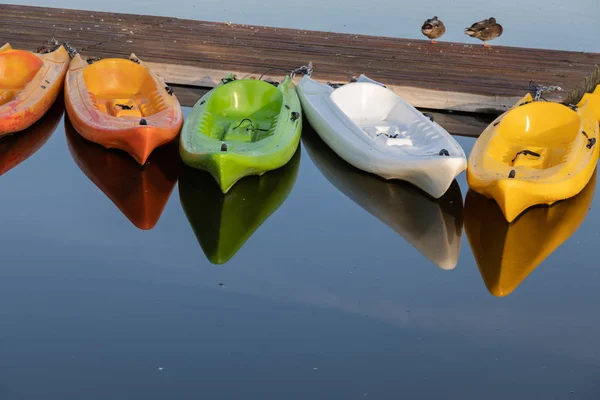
[82, 59, 169, 119]
[0, 43, 70, 134]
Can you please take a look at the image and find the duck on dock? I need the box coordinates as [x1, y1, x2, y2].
[421, 16, 446, 44]
[465, 17, 503, 47]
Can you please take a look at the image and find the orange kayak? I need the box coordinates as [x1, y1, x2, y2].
[0, 96, 63, 177]
[65, 53, 183, 164]
[0, 42, 70, 135]
[65, 117, 180, 230]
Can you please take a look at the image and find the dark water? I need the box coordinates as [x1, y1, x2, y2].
[1, 99, 600, 399]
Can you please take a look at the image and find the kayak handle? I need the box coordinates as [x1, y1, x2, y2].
[587, 138, 596, 149]
[291, 112, 300, 122]
[511, 149, 540, 163]
[582, 131, 596, 149]
[232, 118, 268, 132]
[221, 77, 236, 85]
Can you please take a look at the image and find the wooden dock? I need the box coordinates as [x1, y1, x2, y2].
[2, 4, 599, 114]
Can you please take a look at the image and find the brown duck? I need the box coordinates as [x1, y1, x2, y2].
[465, 17, 503, 47]
[421, 16, 446, 44]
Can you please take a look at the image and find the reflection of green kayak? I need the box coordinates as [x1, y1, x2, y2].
[179, 147, 301, 265]
[180, 73, 302, 193]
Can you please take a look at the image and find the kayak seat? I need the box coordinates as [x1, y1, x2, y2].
[488, 102, 580, 171]
[82, 59, 168, 118]
[0, 90, 15, 106]
[0, 50, 44, 92]
[202, 79, 283, 143]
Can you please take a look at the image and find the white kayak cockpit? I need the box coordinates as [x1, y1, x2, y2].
[329, 82, 442, 154]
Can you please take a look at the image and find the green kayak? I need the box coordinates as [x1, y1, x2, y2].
[180, 73, 302, 193]
[179, 147, 300, 264]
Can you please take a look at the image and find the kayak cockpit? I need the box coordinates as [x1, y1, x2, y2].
[82, 59, 168, 118]
[202, 79, 283, 143]
[0, 50, 44, 105]
[488, 102, 581, 173]
[330, 82, 447, 155]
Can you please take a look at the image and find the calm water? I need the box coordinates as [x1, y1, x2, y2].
[8, 0, 600, 52]
[0, 97, 599, 399]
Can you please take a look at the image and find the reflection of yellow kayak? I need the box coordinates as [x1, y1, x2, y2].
[465, 170, 596, 297]
[302, 129, 463, 270]
[467, 91, 600, 222]
[179, 148, 300, 265]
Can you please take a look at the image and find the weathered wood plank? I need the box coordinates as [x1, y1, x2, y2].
[1, 4, 598, 113]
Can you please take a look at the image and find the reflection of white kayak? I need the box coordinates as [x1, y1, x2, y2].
[297, 74, 467, 198]
[302, 129, 464, 270]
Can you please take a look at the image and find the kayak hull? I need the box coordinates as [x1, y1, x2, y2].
[297, 75, 466, 198]
[0, 43, 70, 135]
[65, 54, 183, 165]
[180, 75, 302, 193]
[467, 93, 600, 222]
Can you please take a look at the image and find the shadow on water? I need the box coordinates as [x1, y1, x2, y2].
[301, 124, 463, 271]
[465, 169, 597, 297]
[179, 146, 301, 265]
[0, 95, 64, 177]
[64, 116, 180, 230]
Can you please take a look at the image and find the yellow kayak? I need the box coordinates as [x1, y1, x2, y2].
[467, 88, 600, 222]
[465, 171, 596, 297]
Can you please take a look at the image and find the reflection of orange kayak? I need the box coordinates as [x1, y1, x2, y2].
[65, 53, 183, 165]
[465, 170, 596, 297]
[65, 116, 180, 230]
[0, 96, 64, 176]
[0, 42, 70, 135]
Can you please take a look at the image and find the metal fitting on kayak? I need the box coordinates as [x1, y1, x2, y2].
[86, 56, 103, 64]
[290, 112, 299, 121]
[165, 86, 173, 95]
[508, 169, 516, 178]
[439, 149, 449, 156]
[587, 137, 597, 149]
[139, 118, 148, 126]
[423, 112, 434, 122]
[221, 143, 228, 152]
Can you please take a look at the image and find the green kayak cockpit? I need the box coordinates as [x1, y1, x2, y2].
[180, 74, 302, 193]
[200, 79, 283, 143]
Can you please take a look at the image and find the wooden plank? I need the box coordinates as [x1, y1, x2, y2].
[1, 4, 599, 113]
[171, 85, 493, 137]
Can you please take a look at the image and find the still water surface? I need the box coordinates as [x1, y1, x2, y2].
[8, 0, 600, 52]
[0, 98, 599, 398]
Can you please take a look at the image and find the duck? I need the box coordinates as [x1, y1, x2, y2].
[421, 16, 446, 44]
[465, 17, 503, 47]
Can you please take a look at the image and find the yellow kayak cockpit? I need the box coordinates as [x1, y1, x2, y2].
[467, 93, 599, 222]
[488, 101, 582, 174]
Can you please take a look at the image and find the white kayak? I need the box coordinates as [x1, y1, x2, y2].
[297, 74, 467, 198]
[302, 129, 463, 270]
